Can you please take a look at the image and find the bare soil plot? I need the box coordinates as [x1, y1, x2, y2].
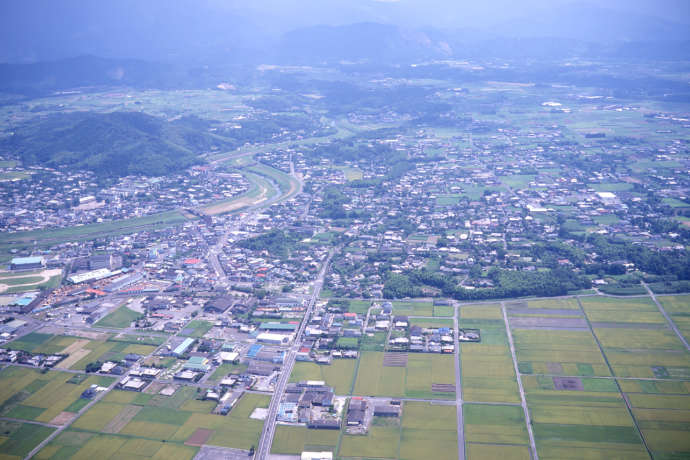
[50, 411, 76, 425]
[552, 376, 584, 391]
[509, 316, 588, 329]
[508, 308, 582, 316]
[383, 352, 408, 367]
[185, 428, 214, 446]
[546, 362, 564, 374]
[432, 383, 455, 393]
[590, 322, 667, 329]
[57, 348, 91, 369]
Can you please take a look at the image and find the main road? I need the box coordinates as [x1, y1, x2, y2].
[255, 250, 334, 459]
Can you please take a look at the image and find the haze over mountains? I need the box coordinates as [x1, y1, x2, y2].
[1, 0, 688, 64]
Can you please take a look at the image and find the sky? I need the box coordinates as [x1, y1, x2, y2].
[0, 0, 688, 63]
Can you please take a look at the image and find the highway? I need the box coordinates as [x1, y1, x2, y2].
[255, 250, 333, 459]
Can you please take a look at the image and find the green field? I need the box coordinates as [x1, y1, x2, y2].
[60, 387, 269, 456]
[0, 421, 55, 460]
[353, 352, 455, 399]
[0, 366, 114, 425]
[400, 402, 458, 460]
[464, 403, 529, 445]
[659, 295, 690, 344]
[0, 211, 187, 248]
[392, 301, 434, 317]
[0, 275, 43, 286]
[290, 360, 357, 395]
[436, 194, 461, 206]
[461, 314, 521, 404]
[7, 334, 159, 371]
[94, 305, 143, 329]
[179, 320, 214, 338]
[271, 425, 339, 455]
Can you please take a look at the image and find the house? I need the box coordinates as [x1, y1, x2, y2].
[204, 296, 234, 314]
[374, 404, 400, 417]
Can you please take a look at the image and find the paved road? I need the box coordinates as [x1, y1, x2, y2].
[642, 281, 690, 351]
[255, 251, 333, 459]
[501, 302, 539, 460]
[453, 304, 465, 460]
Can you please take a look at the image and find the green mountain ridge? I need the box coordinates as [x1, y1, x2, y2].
[3, 111, 231, 177]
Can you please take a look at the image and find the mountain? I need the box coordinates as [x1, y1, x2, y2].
[2, 111, 231, 177]
[276, 22, 452, 64]
[498, 2, 690, 42]
[0, 56, 178, 96]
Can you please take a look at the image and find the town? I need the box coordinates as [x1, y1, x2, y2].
[0, 57, 689, 460]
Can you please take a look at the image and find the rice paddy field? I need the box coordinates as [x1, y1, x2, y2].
[659, 294, 690, 344]
[0, 366, 114, 425]
[460, 304, 521, 403]
[289, 360, 358, 395]
[391, 300, 435, 317]
[502, 295, 690, 460]
[353, 351, 455, 399]
[0, 421, 56, 460]
[5, 332, 159, 371]
[35, 388, 270, 459]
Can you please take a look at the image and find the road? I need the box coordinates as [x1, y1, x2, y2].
[255, 250, 333, 460]
[453, 303, 465, 460]
[501, 302, 539, 460]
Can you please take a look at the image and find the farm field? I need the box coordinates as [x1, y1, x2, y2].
[511, 328, 611, 378]
[464, 403, 529, 454]
[339, 419, 401, 459]
[6, 332, 158, 371]
[460, 305, 521, 403]
[659, 294, 690, 343]
[271, 424, 339, 455]
[391, 300, 434, 317]
[353, 352, 455, 399]
[0, 366, 114, 425]
[289, 360, 357, 395]
[179, 320, 213, 338]
[46, 387, 269, 458]
[399, 402, 458, 460]
[503, 294, 690, 459]
[94, 305, 143, 328]
[0, 421, 55, 460]
[619, 379, 690, 459]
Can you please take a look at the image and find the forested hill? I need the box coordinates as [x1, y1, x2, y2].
[2, 111, 232, 177]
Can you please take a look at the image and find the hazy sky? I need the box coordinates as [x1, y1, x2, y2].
[0, 0, 688, 62]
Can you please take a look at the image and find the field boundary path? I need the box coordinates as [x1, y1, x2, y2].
[642, 281, 690, 351]
[501, 302, 539, 460]
[453, 303, 465, 460]
[574, 297, 653, 460]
